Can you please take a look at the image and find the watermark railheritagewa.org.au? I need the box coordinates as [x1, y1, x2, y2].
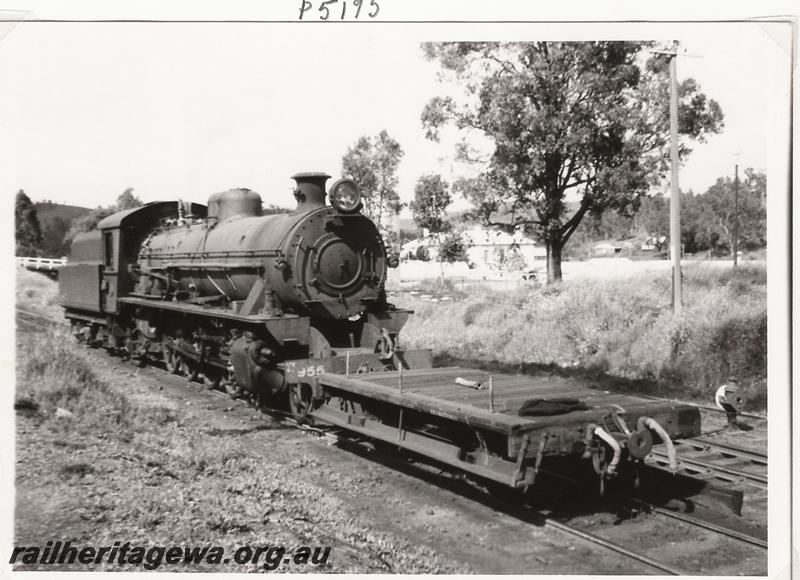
[10, 541, 331, 570]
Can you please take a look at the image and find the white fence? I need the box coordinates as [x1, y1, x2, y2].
[16, 256, 67, 271]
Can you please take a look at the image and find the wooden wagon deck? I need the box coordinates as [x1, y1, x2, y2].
[317, 366, 701, 438]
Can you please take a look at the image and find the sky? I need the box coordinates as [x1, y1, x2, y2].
[0, 20, 789, 214]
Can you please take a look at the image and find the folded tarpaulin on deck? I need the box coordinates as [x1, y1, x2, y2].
[517, 397, 589, 416]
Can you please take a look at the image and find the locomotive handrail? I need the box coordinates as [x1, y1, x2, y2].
[145, 249, 282, 260]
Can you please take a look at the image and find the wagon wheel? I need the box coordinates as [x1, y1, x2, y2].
[126, 337, 148, 367]
[163, 345, 184, 375]
[187, 361, 221, 390]
[288, 383, 315, 424]
[224, 381, 243, 399]
[201, 372, 222, 391]
[182, 357, 202, 384]
[72, 322, 86, 344]
[130, 354, 147, 368]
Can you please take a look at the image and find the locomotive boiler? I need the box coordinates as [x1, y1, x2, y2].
[61, 173, 421, 412]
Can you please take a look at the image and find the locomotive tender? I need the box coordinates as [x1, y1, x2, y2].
[60, 172, 701, 492]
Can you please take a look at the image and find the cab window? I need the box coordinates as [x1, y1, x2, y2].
[104, 232, 114, 269]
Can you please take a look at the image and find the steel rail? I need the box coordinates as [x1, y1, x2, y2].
[15, 307, 66, 326]
[636, 393, 767, 421]
[15, 316, 50, 331]
[538, 468, 768, 549]
[538, 517, 687, 575]
[648, 450, 768, 487]
[688, 437, 768, 463]
[626, 497, 768, 549]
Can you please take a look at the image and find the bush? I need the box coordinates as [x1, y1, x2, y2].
[400, 263, 767, 409]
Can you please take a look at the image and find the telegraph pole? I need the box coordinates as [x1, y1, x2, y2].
[733, 164, 739, 268]
[652, 42, 699, 315]
[668, 45, 682, 316]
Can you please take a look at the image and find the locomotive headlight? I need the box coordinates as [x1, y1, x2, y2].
[329, 178, 361, 213]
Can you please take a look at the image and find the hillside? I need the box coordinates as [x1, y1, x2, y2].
[34, 201, 91, 224]
[29, 202, 91, 257]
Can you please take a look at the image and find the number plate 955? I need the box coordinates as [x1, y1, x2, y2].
[284, 360, 326, 382]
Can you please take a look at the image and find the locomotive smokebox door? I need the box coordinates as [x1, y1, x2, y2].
[277, 172, 387, 319]
[285, 215, 387, 319]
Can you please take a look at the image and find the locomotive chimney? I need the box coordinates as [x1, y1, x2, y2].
[292, 172, 330, 211]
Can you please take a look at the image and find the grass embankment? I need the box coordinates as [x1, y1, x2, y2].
[399, 264, 767, 410]
[16, 269, 63, 319]
[14, 271, 463, 573]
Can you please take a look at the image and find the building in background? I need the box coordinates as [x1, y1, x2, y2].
[400, 225, 546, 271]
[462, 226, 546, 270]
[592, 240, 636, 257]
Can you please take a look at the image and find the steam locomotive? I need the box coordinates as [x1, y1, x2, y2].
[60, 173, 425, 416]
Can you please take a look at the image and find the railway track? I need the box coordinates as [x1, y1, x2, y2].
[17, 306, 768, 574]
[287, 415, 766, 575]
[208, 390, 767, 574]
[15, 307, 63, 331]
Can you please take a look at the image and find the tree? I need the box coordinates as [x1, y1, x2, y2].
[64, 188, 143, 243]
[263, 204, 291, 215]
[703, 169, 766, 255]
[115, 187, 141, 211]
[410, 174, 469, 274]
[341, 130, 404, 241]
[439, 231, 468, 263]
[635, 193, 670, 241]
[15, 190, 43, 256]
[422, 42, 724, 282]
[40, 216, 71, 257]
[681, 190, 719, 254]
[410, 174, 451, 234]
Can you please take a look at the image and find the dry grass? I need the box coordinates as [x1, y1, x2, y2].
[16, 269, 63, 319]
[399, 263, 767, 409]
